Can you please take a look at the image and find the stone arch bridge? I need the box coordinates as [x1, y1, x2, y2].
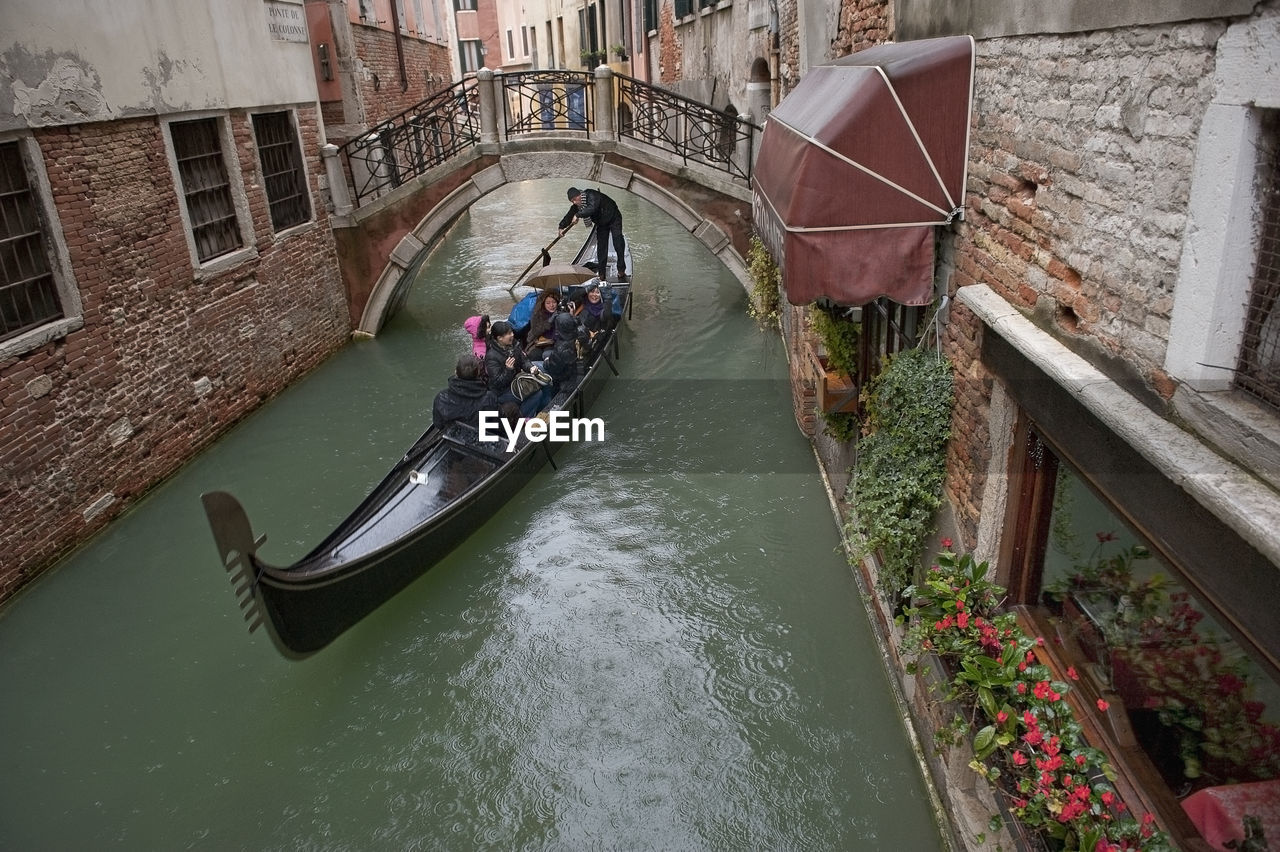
[320, 68, 761, 335]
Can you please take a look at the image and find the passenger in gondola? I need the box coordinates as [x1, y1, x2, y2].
[431, 353, 497, 431]
[542, 312, 584, 390]
[525, 290, 562, 359]
[486, 320, 552, 416]
[576, 282, 613, 349]
[463, 314, 489, 360]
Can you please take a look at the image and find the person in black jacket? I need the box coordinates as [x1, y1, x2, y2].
[558, 186, 627, 279]
[485, 321, 552, 415]
[431, 353, 497, 430]
[542, 312, 584, 389]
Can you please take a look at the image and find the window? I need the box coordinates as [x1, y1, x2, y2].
[1235, 110, 1280, 411]
[358, 0, 375, 19]
[644, 0, 657, 32]
[521, 26, 529, 57]
[0, 140, 61, 342]
[454, 0, 474, 11]
[459, 39, 482, 73]
[506, 29, 514, 61]
[170, 118, 243, 263]
[252, 112, 310, 233]
[674, 0, 692, 18]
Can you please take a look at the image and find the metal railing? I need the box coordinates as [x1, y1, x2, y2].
[501, 70, 595, 135]
[335, 70, 760, 208]
[615, 73, 759, 182]
[338, 78, 481, 206]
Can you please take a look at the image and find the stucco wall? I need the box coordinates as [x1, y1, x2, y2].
[0, 0, 320, 132]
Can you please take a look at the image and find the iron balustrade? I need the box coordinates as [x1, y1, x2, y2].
[501, 70, 595, 135]
[336, 71, 760, 209]
[338, 79, 481, 205]
[614, 73, 759, 182]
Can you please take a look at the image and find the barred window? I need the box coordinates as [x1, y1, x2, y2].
[252, 112, 310, 233]
[1235, 110, 1280, 411]
[0, 140, 61, 342]
[170, 118, 243, 263]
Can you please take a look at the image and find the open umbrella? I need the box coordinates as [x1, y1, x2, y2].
[524, 263, 598, 290]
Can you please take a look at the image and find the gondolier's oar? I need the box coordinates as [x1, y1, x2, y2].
[508, 229, 569, 293]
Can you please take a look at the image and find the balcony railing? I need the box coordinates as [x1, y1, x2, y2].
[333, 69, 761, 210]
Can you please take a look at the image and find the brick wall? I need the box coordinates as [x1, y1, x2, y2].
[939, 20, 1227, 539]
[941, 299, 992, 549]
[0, 105, 349, 602]
[657, 3, 682, 85]
[831, 0, 891, 57]
[351, 25, 454, 127]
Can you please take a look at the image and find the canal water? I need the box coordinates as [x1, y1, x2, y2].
[0, 180, 942, 850]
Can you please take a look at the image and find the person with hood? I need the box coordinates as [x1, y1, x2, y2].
[431, 353, 497, 430]
[576, 281, 613, 347]
[542, 312, 584, 389]
[485, 320, 552, 416]
[558, 186, 627, 279]
[463, 314, 489, 360]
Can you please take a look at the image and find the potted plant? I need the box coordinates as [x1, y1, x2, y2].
[610, 43, 629, 61]
[806, 303, 860, 414]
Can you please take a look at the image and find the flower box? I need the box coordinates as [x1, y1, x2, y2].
[803, 343, 860, 413]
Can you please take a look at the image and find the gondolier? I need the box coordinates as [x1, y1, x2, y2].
[558, 187, 627, 280]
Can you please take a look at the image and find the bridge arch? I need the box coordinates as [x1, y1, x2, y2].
[335, 143, 756, 337]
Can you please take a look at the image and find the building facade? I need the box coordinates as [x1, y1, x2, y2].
[0, 0, 351, 599]
[738, 0, 1280, 845]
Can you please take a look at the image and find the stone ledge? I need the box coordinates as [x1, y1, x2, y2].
[959, 283, 1280, 568]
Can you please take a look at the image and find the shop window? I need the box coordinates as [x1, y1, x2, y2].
[251, 112, 311, 233]
[1004, 424, 1280, 847]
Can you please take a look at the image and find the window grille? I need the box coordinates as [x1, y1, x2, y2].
[171, 118, 243, 263]
[252, 112, 310, 233]
[1236, 112, 1280, 411]
[0, 141, 61, 341]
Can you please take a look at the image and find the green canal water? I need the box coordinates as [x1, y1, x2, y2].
[0, 180, 942, 850]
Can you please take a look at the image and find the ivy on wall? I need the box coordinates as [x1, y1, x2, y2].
[746, 236, 781, 329]
[846, 347, 955, 598]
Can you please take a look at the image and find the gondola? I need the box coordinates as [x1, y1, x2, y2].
[201, 233, 632, 657]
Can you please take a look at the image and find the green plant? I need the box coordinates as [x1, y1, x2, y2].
[809, 303, 859, 376]
[899, 549, 1175, 851]
[820, 410, 859, 442]
[610, 43, 629, 59]
[746, 236, 780, 328]
[846, 347, 954, 598]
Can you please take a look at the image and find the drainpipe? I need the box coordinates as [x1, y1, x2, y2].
[388, 0, 409, 91]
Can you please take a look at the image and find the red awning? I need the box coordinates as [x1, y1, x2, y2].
[752, 36, 975, 306]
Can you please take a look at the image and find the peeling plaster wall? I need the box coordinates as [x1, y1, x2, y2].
[0, 0, 320, 132]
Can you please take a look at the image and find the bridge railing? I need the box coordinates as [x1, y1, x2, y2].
[500, 70, 596, 135]
[337, 79, 481, 206]
[614, 73, 758, 182]
[331, 69, 760, 211]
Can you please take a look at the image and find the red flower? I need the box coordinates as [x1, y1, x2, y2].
[1012, 751, 1028, 765]
[1066, 666, 1079, 680]
[1017, 682, 1027, 694]
[1097, 698, 1110, 712]
[957, 612, 970, 629]
[1034, 681, 1052, 700]
[1100, 791, 1114, 807]
[955, 599, 965, 611]
[996, 711, 1008, 724]
[941, 537, 953, 549]
[1074, 753, 1086, 767]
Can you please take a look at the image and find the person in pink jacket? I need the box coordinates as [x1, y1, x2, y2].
[463, 314, 489, 360]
